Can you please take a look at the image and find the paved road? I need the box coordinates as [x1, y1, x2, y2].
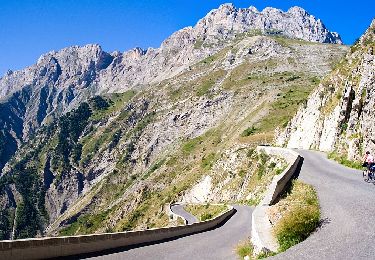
[272, 150, 375, 260]
[170, 204, 199, 224]
[83, 205, 252, 260]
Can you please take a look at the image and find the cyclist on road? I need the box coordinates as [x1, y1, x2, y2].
[363, 151, 375, 170]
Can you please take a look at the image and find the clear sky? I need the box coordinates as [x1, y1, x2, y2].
[0, 0, 374, 76]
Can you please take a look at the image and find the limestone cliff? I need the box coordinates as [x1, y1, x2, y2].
[277, 19, 375, 161]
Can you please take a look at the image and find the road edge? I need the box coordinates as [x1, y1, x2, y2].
[251, 146, 302, 254]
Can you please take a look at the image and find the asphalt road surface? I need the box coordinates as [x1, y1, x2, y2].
[82, 205, 252, 260]
[271, 150, 375, 260]
[170, 204, 199, 224]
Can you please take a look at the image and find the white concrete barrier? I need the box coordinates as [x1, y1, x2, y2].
[251, 146, 302, 254]
[0, 206, 235, 259]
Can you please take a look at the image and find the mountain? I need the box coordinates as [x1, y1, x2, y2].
[0, 4, 347, 239]
[0, 4, 343, 172]
[277, 19, 375, 162]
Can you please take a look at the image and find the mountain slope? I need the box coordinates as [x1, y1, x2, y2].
[0, 4, 347, 239]
[0, 4, 342, 164]
[278, 19, 375, 161]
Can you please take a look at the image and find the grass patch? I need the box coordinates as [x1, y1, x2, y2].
[241, 126, 257, 137]
[182, 136, 204, 154]
[184, 203, 227, 221]
[59, 210, 111, 236]
[195, 70, 226, 97]
[142, 159, 166, 180]
[201, 153, 217, 171]
[328, 151, 363, 170]
[235, 239, 276, 259]
[256, 86, 312, 133]
[273, 181, 320, 252]
[236, 239, 254, 259]
[90, 91, 136, 121]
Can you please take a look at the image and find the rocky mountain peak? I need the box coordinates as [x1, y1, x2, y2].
[287, 6, 308, 16]
[248, 6, 259, 13]
[123, 47, 147, 61]
[217, 3, 235, 11]
[194, 4, 342, 44]
[262, 7, 283, 14]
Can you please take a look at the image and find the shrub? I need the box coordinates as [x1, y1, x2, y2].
[200, 212, 213, 221]
[236, 240, 254, 258]
[241, 126, 257, 137]
[274, 181, 320, 252]
[328, 151, 363, 170]
[89, 96, 110, 110]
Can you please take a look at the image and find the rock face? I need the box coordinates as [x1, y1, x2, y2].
[194, 4, 342, 45]
[277, 19, 375, 160]
[0, 4, 347, 240]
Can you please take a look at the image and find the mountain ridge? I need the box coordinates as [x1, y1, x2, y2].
[0, 4, 348, 240]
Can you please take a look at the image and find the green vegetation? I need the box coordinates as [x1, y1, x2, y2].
[110, 130, 224, 233]
[273, 181, 320, 252]
[142, 159, 166, 180]
[328, 151, 363, 170]
[257, 86, 313, 133]
[195, 70, 226, 97]
[201, 153, 216, 171]
[245, 152, 287, 206]
[90, 96, 110, 110]
[182, 136, 204, 154]
[60, 210, 112, 236]
[236, 240, 254, 259]
[10, 159, 47, 239]
[235, 239, 276, 259]
[184, 203, 227, 221]
[241, 126, 257, 137]
[0, 209, 13, 240]
[90, 91, 136, 121]
[52, 102, 92, 171]
[194, 39, 204, 49]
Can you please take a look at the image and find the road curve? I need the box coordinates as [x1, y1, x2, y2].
[271, 150, 375, 260]
[170, 204, 199, 224]
[81, 205, 252, 260]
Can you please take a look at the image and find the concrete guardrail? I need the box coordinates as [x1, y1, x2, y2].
[251, 146, 302, 254]
[0, 205, 235, 259]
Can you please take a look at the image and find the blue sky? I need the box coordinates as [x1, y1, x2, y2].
[0, 0, 374, 76]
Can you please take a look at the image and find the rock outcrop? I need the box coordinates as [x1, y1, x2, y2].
[194, 4, 342, 45]
[277, 19, 375, 160]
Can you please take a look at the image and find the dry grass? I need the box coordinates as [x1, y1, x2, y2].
[184, 203, 228, 221]
[270, 180, 320, 252]
[236, 239, 254, 259]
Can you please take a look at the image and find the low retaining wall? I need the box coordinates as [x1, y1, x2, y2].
[0, 207, 235, 260]
[251, 146, 302, 254]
